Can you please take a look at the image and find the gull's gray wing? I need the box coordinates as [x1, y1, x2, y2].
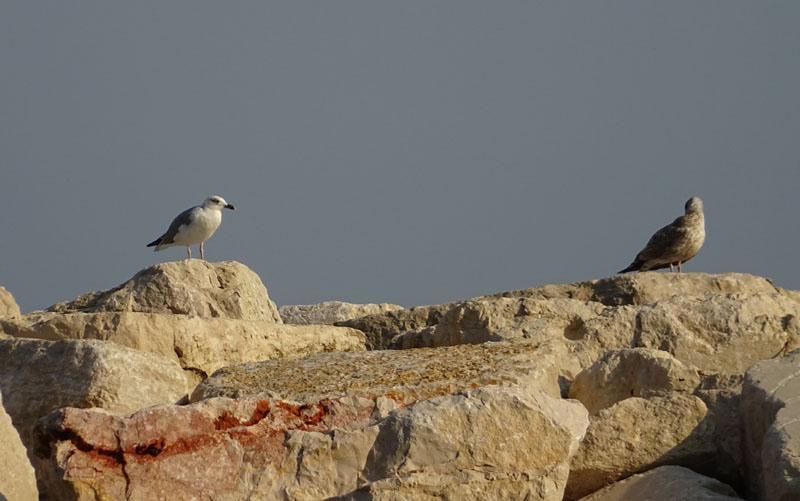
[148, 206, 199, 246]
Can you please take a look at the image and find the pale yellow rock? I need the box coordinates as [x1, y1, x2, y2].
[565, 394, 716, 500]
[568, 348, 701, 414]
[1, 311, 366, 385]
[578, 465, 742, 501]
[636, 292, 800, 373]
[0, 337, 187, 453]
[279, 301, 404, 325]
[741, 348, 800, 501]
[0, 285, 21, 318]
[336, 386, 589, 501]
[49, 259, 282, 322]
[426, 297, 637, 379]
[35, 386, 588, 501]
[0, 389, 38, 501]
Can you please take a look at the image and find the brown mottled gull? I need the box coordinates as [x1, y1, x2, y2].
[619, 196, 705, 273]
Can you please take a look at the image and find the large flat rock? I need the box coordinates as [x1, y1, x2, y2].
[0, 338, 187, 455]
[741, 348, 800, 500]
[191, 340, 566, 404]
[35, 386, 588, 501]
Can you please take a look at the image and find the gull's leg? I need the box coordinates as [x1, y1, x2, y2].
[200, 242, 205, 261]
[669, 263, 674, 273]
[187, 246, 192, 260]
[677, 261, 682, 273]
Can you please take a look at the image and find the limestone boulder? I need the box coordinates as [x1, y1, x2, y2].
[568, 348, 701, 414]
[635, 292, 800, 373]
[0, 338, 187, 454]
[741, 348, 800, 501]
[279, 301, 403, 325]
[578, 465, 742, 501]
[0, 389, 38, 501]
[565, 394, 716, 500]
[0, 285, 21, 318]
[191, 340, 566, 403]
[48, 260, 281, 322]
[34, 386, 588, 501]
[1, 312, 366, 386]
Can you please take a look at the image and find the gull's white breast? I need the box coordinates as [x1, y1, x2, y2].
[173, 208, 222, 246]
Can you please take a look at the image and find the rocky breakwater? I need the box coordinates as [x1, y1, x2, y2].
[6, 271, 800, 500]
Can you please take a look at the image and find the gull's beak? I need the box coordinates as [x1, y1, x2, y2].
[225, 204, 236, 210]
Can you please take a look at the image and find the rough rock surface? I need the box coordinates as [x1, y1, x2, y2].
[741, 348, 800, 501]
[35, 386, 588, 501]
[407, 288, 800, 378]
[578, 465, 742, 501]
[191, 340, 566, 403]
[336, 303, 455, 350]
[478, 272, 779, 306]
[0, 285, 21, 318]
[48, 260, 281, 322]
[340, 273, 781, 350]
[279, 301, 403, 325]
[565, 394, 716, 500]
[0, 389, 38, 501]
[0, 338, 187, 454]
[2, 312, 366, 385]
[568, 348, 700, 414]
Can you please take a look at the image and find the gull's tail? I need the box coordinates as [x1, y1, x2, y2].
[618, 260, 643, 274]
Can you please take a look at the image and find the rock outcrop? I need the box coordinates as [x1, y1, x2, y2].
[279, 300, 403, 325]
[0, 389, 38, 501]
[49, 260, 282, 322]
[741, 348, 800, 501]
[0, 285, 21, 318]
[578, 465, 742, 500]
[34, 386, 588, 500]
[0, 338, 187, 455]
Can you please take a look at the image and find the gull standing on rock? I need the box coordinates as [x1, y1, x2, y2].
[618, 196, 705, 273]
[147, 196, 236, 260]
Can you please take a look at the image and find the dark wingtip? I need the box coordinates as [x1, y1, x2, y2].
[146, 239, 160, 248]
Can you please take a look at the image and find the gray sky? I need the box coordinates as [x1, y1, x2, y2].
[2, 2, 799, 313]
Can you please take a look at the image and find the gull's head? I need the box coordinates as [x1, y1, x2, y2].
[203, 195, 236, 211]
[685, 196, 703, 214]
